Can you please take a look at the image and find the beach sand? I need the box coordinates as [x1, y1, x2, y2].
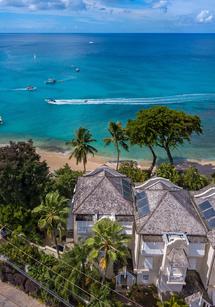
[37, 148, 215, 175]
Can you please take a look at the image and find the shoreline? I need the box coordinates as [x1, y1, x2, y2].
[37, 148, 215, 175]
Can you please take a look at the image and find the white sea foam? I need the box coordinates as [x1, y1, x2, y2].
[46, 93, 215, 105]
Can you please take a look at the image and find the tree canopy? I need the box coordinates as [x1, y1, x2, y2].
[0, 140, 50, 208]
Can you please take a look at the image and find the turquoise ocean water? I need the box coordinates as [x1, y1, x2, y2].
[0, 33, 215, 161]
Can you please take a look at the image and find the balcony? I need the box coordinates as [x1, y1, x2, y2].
[167, 267, 186, 285]
[142, 242, 164, 256]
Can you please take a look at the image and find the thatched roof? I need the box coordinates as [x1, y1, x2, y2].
[72, 166, 134, 215]
[134, 177, 206, 236]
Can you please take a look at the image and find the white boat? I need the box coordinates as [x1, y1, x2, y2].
[45, 98, 56, 104]
[89, 41, 94, 44]
[0, 116, 3, 124]
[45, 78, 57, 85]
[26, 86, 37, 91]
[75, 67, 80, 72]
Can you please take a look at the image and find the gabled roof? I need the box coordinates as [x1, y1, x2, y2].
[72, 166, 134, 215]
[134, 177, 206, 236]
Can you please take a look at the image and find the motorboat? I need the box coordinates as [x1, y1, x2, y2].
[26, 86, 37, 91]
[89, 41, 94, 44]
[0, 116, 3, 125]
[45, 98, 56, 103]
[45, 78, 57, 85]
[75, 67, 80, 72]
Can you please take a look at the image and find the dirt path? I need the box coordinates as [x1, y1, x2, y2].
[0, 281, 46, 307]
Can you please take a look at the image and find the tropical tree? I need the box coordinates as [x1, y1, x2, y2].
[119, 161, 150, 183]
[156, 163, 182, 185]
[135, 107, 202, 164]
[104, 122, 129, 170]
[66, 127, 97, 172]
[32, 191, 68, 258]
[182, 167, 209, 191]
[157, 295, 188, 307]
[85, 218, 129, 283]
[126, 113, 157, 174]
[0, 140, 50, 208]
[51, 164, 82, 198]
[54, 243, 99, 303]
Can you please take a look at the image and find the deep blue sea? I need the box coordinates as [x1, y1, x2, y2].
[0, 33, 215, 161]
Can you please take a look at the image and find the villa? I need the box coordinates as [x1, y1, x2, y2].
[67, 165, 215, 307]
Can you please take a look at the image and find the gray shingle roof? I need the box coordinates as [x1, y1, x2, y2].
[72, 166, 134, 215]
[134, 177, 206, 236]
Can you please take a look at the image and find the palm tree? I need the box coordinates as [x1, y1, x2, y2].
[85, 218, 129, 283]
[32, 191, 68, 258]
[54, 243, 98, 304]
[67, 127, 97, 172]
[104, 122, 129, 170]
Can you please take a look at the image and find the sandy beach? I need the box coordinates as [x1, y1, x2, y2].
[37, 148, 215, 175]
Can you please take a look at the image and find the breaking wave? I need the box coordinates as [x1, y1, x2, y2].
[46, 93, 215, 105]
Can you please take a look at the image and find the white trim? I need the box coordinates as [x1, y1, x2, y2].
[135, 177, 182, 190]
[195, 187, 215, 198]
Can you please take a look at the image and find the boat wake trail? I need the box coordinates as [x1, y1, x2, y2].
[46, 93, 215, 106]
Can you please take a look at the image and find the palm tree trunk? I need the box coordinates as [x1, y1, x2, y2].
[148, 145, 157, 175]
[83, 161, 86, 173]
[165, 145, 174, 165]
[102, 255, 109, 284]
[116, 143, 120, 171]
[53, 230, 60, 259]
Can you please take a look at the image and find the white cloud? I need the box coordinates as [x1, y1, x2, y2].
[152, 0, 169, 13]
[0, 0, 87, 11]
[196, 10, 213, 23]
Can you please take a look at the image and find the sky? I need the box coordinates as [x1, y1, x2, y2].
[0, 0, 214, 33]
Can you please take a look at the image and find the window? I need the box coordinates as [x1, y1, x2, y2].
[189, 258, 197, 270]
[144, 257, 153, 270]
[142, 273, 149, 284]
[76, 215, 93, 221]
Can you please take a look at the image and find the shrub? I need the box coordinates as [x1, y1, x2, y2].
[119, 161, 150, 183]
[156, 163, 181, 185]
[182, 167, 209, 191]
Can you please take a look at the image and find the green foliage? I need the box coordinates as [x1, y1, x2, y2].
[119, 161, 150, 183]
[129, 106, 202, 164]
[157, 295, 188, 307]
[182, 167, 209, 191]
[104, 122, 129, 170]
[156, 163, 182, 185]
[66, 127, 97, 172]
[32, 191, 69, 257]
[51, 164, 82, 198]
[127, 112, 157, 173]
[0, 140, 50, 208]
[86, 218, 129, 281]
[212, 172, 215, 183]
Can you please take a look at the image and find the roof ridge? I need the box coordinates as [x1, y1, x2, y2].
[138, 191, 168, 233]
[73, 177, 105, 213]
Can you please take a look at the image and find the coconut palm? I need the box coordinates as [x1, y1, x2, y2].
[54, 243, 99, 304]
[85, 218, 129, 283]
[67, 127, 97, 172]
[104, 122, 129, 170]
[32, 191, 68, 258]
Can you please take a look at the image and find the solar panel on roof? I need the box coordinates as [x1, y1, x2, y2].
[137, 198, 148, 208]
[202, 208, 215, 220]
[138, 205, 150, 217]
[199, 201, 211, 211]
[136, 191, 146, 200]
[208, 218, 215, 229]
